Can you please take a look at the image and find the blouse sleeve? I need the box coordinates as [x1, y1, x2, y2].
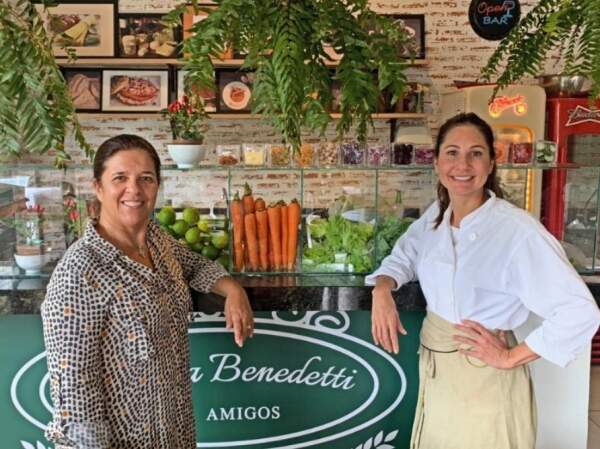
[169, 237, 229, 294]
[41, 259, 110, 449]
[507, 228, 600, 367]
[365, 207, 433, 290]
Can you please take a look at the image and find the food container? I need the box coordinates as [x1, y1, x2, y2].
[317, 141, 339, 167]
[494, 141, 511, 164]
[511, 142, 533, 164]
[413, 146, 435, 165]
[340, 142, 364, 166]
[268, 144, 291, 167]
[216, 144, 241, 166]
[535, 140, 558, 164]
[366, 144, 390, 167]
[242, 143, 266, 166]
[392, 143, 413, 165]
[294, 143, 316, 167]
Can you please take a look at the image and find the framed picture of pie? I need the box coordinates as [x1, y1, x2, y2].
[117, 14, 181, 58]
[177, 70, 217, 112]
[63, 68, 102, 111]
[217, 69, 253, 113]
[102, 69, 169, 112]
[182, 4, 233, 59]
[384, 14, 425, 60]
[34, 1, 116, 57]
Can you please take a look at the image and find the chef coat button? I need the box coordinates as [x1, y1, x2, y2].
[469, 232, 477, 241]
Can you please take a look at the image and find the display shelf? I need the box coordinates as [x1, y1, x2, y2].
[76, 112, 427, 120]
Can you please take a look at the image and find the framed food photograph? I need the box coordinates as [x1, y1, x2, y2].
[177, 70, 217, 112]
[386, 14, 425, 60]
[217, 70, 254, 113]
[34, 1, 116, 57]
[117, 14, 181, 58]
[62, 68, 102, 111]
[102, 69, 169, 112]
[182, 4, 233, 59]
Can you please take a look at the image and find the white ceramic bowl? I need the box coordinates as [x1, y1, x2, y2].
[167, 143, 206, 169]
[14, 254, 48, 275]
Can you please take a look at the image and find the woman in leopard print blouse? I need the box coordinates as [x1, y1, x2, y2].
[41, 134, 254, 449]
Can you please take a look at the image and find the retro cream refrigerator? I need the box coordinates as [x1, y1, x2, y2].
[441, 84, 546, 218]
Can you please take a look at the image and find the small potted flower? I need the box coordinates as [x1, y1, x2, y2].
[162, 95, 208, 168]
[13, 204, 49, 274]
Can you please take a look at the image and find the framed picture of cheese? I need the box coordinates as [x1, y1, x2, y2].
[217, 69, 254, 113]
[117, 14, 181, 58]
[34, 1, 116, 57]
[102, 69, 169, 112]
[63, 68, 102, 111]
[177, 70, 217, 112]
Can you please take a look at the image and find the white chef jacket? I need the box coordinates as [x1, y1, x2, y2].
[365, 191, 600, 367]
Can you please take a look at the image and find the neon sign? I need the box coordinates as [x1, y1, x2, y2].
[565, 105, 600, 127]
[488, 94, 527, 118]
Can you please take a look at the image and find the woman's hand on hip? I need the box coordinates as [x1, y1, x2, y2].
[453, 320, 513, 369]
[371, 285, 407, 354]
[224, 286, 254, 348]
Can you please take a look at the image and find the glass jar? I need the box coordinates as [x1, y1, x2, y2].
[317, 141, 339, 167]
[294, 143, 316, 167]
[511, 142, 533, 164]
[217, 144, 241, 166]
[535, 140, 557, 164]
[366, 144, 390, 167]
[413, 145, 435, 165]
[268, 144, 291, 167]
[392, 143, 413, 165]
[494, 141, 511, 164]
[340, 142, 364, 166]
[242, 143, 266, 166]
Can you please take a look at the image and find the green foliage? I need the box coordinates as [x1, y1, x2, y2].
[0, 0, 93, 167]
[481, 0, 600, 100]
[163, 0, 411, 150]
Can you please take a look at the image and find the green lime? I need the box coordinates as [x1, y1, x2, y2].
[197, 219, 210, 233]
[183, 207, 200, 225]
[217, 253, 230, 268]
[185, 227, 202, 245]
[201, 244, 220, 260]
[190, 241, 204, 253]
[171, 219, 189, 237]
[157, 207, 176, 226]
[211, 231, 229, 250]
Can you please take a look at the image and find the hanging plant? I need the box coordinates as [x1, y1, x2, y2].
[164, 0, 413, 150]
[0, 0, 93, 167]
[480, 0, 600, 99]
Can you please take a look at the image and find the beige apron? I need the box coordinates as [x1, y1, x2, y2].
[410, 312, 537, 449]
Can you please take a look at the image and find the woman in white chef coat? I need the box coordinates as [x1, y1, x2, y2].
[367, 112, 600, 449]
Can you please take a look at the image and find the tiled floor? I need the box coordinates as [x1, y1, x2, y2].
[590, 366, 600, 449]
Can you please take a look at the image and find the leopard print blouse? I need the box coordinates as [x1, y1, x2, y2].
[41, 220, 228, 449]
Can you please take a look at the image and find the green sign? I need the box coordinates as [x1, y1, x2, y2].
[1, 311, 424, 449]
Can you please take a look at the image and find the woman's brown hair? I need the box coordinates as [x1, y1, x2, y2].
[433, 113, 503, 228]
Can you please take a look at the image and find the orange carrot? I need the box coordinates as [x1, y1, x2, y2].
[280, 201, 289, 272]
[244, 213, 260, 271]
[255, 208, 269, 271]
[242, 182, 255, 214]
[254, 197, 266, 211]
[267, 204, 282, 270]
[287, 199, 301, 270]
[230, 192, 245, 272]
[268, 220, 275, 269]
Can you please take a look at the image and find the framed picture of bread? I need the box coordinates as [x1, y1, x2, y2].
[102, 69, 169, 112]
[34, 1, 116, 57]
[384, 14, 425, 60]
[117, 14, 181, 58]
[63, 68, 102, 111]
[182, 4, 233, 60]
[217, 69, 253, 113]
[177, 70, 217, 112]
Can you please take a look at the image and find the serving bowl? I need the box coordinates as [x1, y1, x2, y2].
[14, 254, 48, 275]
[538, 75, 589, 97]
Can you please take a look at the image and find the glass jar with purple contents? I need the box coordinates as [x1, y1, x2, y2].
[340, 142, 365, 165]
[414, 145, 435, 165]
[366, 144, 390, 166]
[392, 143, 413, 165]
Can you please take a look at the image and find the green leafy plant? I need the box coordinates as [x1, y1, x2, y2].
[162, 95, 207, 142]
[481, 0, 600, 99]
[163, 0, 413, 150]
[0, 0, 93, 166]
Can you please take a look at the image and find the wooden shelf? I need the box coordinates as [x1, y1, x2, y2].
[77, 112, 427, 120]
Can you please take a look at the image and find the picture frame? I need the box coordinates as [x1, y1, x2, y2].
[177, 70, 217, 112]
[62, 68, 102, 111]
[217, 69, 254, 113]
[34, 1, 117, 57]
[182, 4, 233, 59]
[117, 13, 181, 58]
[385, 14, 425, 60]
[102, 69, 169, 112]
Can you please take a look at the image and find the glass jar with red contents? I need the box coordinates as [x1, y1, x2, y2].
[511, 142, 533, 164]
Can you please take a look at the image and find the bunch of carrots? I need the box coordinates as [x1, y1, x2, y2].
[231, 183, 301, 272]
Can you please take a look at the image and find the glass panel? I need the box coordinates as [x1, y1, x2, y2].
[567, 134, 600, 165]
